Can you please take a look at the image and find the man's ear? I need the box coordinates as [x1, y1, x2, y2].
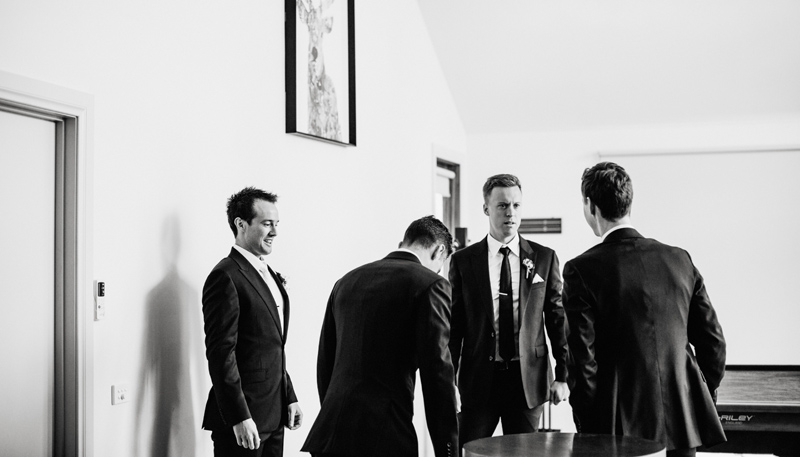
[586, 198, 596, 217]
[430, 244, 444, 261]
[483, 204, 489, 216]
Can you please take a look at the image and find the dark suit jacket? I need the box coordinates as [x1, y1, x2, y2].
[201, 247, 297, 436]
[563, 228, 726, 450]
[301, 251, 458, 457]
[448, 236, 569, 410]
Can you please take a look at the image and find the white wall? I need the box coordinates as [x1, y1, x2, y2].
[465, 115, 800, 431]
[0, 1, 465, 456]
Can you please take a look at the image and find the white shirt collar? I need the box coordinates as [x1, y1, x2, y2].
[233, 244, 267, 272]
[396, 247, 422, 264]
[601, 224, 635, 242]
[233, 245, 285, 327]
[487, 232, 520, 257]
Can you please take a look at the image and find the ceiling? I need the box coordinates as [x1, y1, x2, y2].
[417, 0, 800, 134]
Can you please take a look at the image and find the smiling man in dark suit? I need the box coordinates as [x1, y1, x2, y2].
[564, 162, 727, 457]
[448, 174, 570, 450]
[302, 216, 459, 457]
[202, 187, 302, 457]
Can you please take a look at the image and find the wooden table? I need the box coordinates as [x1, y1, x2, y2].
[463, 433, 665, 457]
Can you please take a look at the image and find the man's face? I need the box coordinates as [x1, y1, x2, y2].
[237, 199, 279, 257]
[484, 186, 522, 243]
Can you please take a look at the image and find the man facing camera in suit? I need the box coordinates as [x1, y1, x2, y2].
[449, 174, 570, 449]
[202, 187, 302, 457]
[302, 216, 459, 457]
[564, 162, 727, 457]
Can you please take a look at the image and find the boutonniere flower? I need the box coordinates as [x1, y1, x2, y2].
[522, 259, 535, 280]
[275, 271, 288, 288]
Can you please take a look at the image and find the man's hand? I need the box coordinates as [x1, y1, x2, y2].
[287, 402, 303, 430]
[232, 418, 260, 450]
[550, 381, 570, 405]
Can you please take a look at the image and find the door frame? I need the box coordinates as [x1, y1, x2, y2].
[0, 70, 94, 457]
[431, 143, 465, 233]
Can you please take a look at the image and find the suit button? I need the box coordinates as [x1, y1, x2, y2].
[489, 356, 494, 361]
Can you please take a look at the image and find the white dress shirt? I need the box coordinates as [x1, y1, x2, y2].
[601, 223, 636, 242]
[233, 245, 285, 331]
[396, 247, 422, 263]
[486, 233, 521, 361]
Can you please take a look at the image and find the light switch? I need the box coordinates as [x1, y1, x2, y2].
[95, 280, 105, 321]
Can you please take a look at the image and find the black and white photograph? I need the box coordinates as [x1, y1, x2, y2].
[1, 1, 799, 457]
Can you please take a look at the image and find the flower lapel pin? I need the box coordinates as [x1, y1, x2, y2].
[522, 258, 535, 280]
[275, 271, 288, 288]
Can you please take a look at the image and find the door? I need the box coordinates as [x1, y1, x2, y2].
[0, 109, 56, 456]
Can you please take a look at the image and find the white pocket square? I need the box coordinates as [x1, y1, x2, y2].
[533, 273, 545, 284]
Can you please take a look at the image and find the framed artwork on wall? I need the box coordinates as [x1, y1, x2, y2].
[286, 0, 356, 146]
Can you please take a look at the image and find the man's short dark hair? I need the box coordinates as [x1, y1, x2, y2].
[226, 187, 278, 236]
[581, 162, 633, 221]
[482, 174, 522, 201]
[402, 216, 455, 258]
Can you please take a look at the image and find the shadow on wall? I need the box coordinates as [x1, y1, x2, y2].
[135, 213, 207, 457]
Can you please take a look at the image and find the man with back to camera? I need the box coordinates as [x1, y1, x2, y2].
[301, 216, 459, 457]
[202, 187, 303, 456]
[564, 162, 727, 457]
[448, 174, 570, 450]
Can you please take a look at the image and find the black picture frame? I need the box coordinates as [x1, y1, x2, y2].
[286, 0, 356, 146]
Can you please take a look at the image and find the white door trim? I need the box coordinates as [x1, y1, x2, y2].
[0, 70, 94, 457]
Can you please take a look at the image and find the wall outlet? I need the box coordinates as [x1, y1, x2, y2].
[111, 384, 130, 405]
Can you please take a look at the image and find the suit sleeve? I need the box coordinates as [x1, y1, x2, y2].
[447, 255, 464, 379]
[285, 372, 298, 405]
[686, 259, 726, 392]
[562, 260, 597, 423]
[316, 284, 338, 402]
[417, 278, 459, 457]
[202, 267, 251, 426]
[543, 251, 569, 382]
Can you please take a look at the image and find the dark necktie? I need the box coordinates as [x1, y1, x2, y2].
[499, 246, 515, 362]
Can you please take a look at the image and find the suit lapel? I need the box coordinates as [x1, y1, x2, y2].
[468, 237, 496, 323]
[519, 237, 538, 319]
[229, 249, 284, 339]
[267, 266, 290, 341]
